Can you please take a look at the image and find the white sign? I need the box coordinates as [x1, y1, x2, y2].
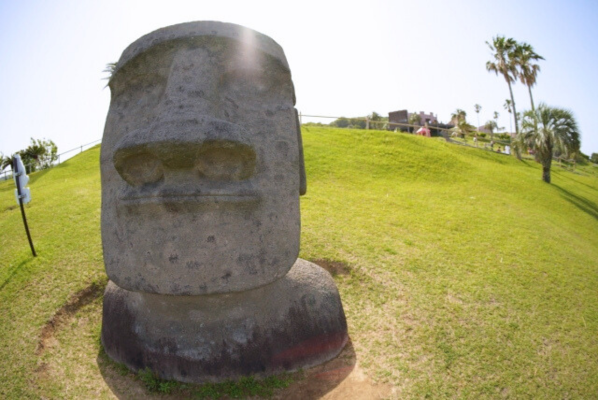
[13, 154, 32, 205]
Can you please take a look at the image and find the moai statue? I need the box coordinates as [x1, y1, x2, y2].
[100, 21, 348, 382]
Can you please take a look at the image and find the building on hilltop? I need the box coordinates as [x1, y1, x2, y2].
[388, 110, 439, 127]
[388, 110, 409, 126]
[388, 109, 453, 138]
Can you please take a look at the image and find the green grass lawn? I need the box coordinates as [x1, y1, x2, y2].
[0, 126, 597, 398]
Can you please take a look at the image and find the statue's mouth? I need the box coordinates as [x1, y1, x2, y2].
[120, 190, 260, 206]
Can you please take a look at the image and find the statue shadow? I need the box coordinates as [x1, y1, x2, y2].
[272, 340, 358, 399]
[97, 340, 357, 399]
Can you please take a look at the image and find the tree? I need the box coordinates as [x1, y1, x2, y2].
[518, 103, 580, 183]
[451, 120, 477, 141]
[408, 112, 421, 133]
[484, 120, 503, 140]
[1, 138, 58, 174]
[474, 104, 482, 129]
[18, 138, 58, 172]
[514, 42, 544, 111]
[368, 111, 387, 130]
[449, 109, 473, 141]
[330, 117, 349, 128]
[0, 154, 13, 171]
[330, 115, 371, 129]
[348, 118, 367, 129]
[450, 109, 466, 125]
[503, 99, 513, 134]
[486, 36, 521, 159]
[369, 111, 382, 121]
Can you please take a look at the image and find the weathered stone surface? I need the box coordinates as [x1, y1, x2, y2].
[101, 21, 306, 295]
[100, 21, 348, 382]
[101, 259, 348, 383]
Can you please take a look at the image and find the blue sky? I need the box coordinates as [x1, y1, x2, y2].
[0, 0, 597, 159]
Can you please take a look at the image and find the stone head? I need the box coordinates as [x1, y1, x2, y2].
[101, 21, 306, 295]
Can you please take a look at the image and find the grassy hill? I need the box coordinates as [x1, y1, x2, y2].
[0, 126, 597, 398]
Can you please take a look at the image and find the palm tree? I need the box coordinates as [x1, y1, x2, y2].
[518, 103, 580, 183]
[484, 120, 503, 141]
[450, 119, 477, 142]
[1, 154, 10, 168]
[503, 99, 513, 134]
[449, 109, 473, 142]
[474, 104, 482, 130]
[0, 154, 13, 172]
[514, 43, 544, 112]
[453, 121, 477, 141]
[18, 141, 45, 172]
[450, 109, 466, 125]
[486, 36, 521, 159]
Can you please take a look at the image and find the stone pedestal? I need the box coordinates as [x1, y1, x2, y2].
[101, 259, 348, 382]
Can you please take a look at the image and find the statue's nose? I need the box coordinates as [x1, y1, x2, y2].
[111, 46, 260, 188]
[112, 117, 256, 187]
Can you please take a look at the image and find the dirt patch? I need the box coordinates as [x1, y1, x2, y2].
[271, 341, 393, 400]
[311, 259, 351, 276]
[33, 361, 50, 381]
[4, 204, 18, 212]
[35, 278, 394, 398]
[99, 339, 393, 399]
[36, 280, 105, 355]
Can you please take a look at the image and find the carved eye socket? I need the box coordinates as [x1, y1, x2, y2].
[195, 141, 256, 181]
[116, 153, 164, 187]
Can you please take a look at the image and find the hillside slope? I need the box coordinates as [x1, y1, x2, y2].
[0, 127, 597, 398]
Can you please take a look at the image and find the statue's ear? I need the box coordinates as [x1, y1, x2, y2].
[295, 109, 307, 196]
